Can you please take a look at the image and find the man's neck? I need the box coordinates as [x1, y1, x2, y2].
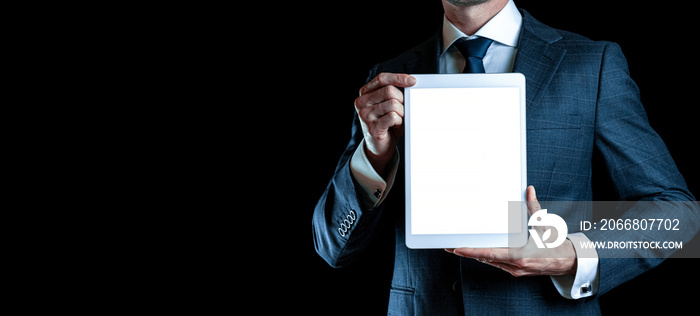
[443, 0, 509, 36]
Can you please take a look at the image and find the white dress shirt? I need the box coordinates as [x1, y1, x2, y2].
[349, 0, 598, 300]
[439, 0, 521, 74]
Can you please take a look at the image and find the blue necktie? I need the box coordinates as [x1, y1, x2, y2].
[453, 37, 493, 73]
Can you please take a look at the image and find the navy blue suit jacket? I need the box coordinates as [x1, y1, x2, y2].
[313, 10, 699, 315]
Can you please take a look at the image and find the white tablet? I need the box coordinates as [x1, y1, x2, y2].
[404, 73, 528, 249]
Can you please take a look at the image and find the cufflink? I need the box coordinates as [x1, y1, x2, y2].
[374, 189, 382, 198]
[580, 282, 592, 294]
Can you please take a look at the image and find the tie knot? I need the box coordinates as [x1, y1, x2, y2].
[454, 37, 493, 59]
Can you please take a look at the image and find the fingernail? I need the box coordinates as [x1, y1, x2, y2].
[406, 76, 416, 85]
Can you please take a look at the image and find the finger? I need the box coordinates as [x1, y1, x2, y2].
[354, 85, 405, 117]
[364, 85, 405, 107]
[368, 99, 405, 120]
[452, 247, 511, 262]
[375, 111, 403, 131]
[526, 185, 538, 202]
[360, 73, 416, 96]
[453, 248, 538, 277]
[526, 185, 541, 216]
[482, 261, 538, 277]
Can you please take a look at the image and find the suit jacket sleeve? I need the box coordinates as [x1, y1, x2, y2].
[312, 65, 390, 268]
[586, 42, 700, 296]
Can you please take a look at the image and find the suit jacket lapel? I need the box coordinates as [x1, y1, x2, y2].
[513, 10, 566, 108]
[402, 31, 441, 74]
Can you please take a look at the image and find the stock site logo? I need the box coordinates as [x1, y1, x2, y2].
[528, 209, 568, 248]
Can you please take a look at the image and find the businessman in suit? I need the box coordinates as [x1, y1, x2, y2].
[313, 0, 700, 314]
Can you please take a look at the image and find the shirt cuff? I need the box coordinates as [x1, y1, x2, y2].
[550, 232, 600, 299]
[349, 139, 400, 210]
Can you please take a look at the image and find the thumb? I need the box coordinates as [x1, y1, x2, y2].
[526, 185, 541, 216]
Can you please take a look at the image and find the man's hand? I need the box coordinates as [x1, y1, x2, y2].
[446, 186, 578, 277]
[355, 73, 416, 175]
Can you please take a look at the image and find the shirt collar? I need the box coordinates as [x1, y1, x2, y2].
[441, 0, 522, 53]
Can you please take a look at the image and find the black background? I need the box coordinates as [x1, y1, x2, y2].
[271, 1, 700, 314]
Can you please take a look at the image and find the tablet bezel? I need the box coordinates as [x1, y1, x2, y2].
[404, 73, 528, 249]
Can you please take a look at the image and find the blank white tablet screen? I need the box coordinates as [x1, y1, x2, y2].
[408, 87, 522, 235]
